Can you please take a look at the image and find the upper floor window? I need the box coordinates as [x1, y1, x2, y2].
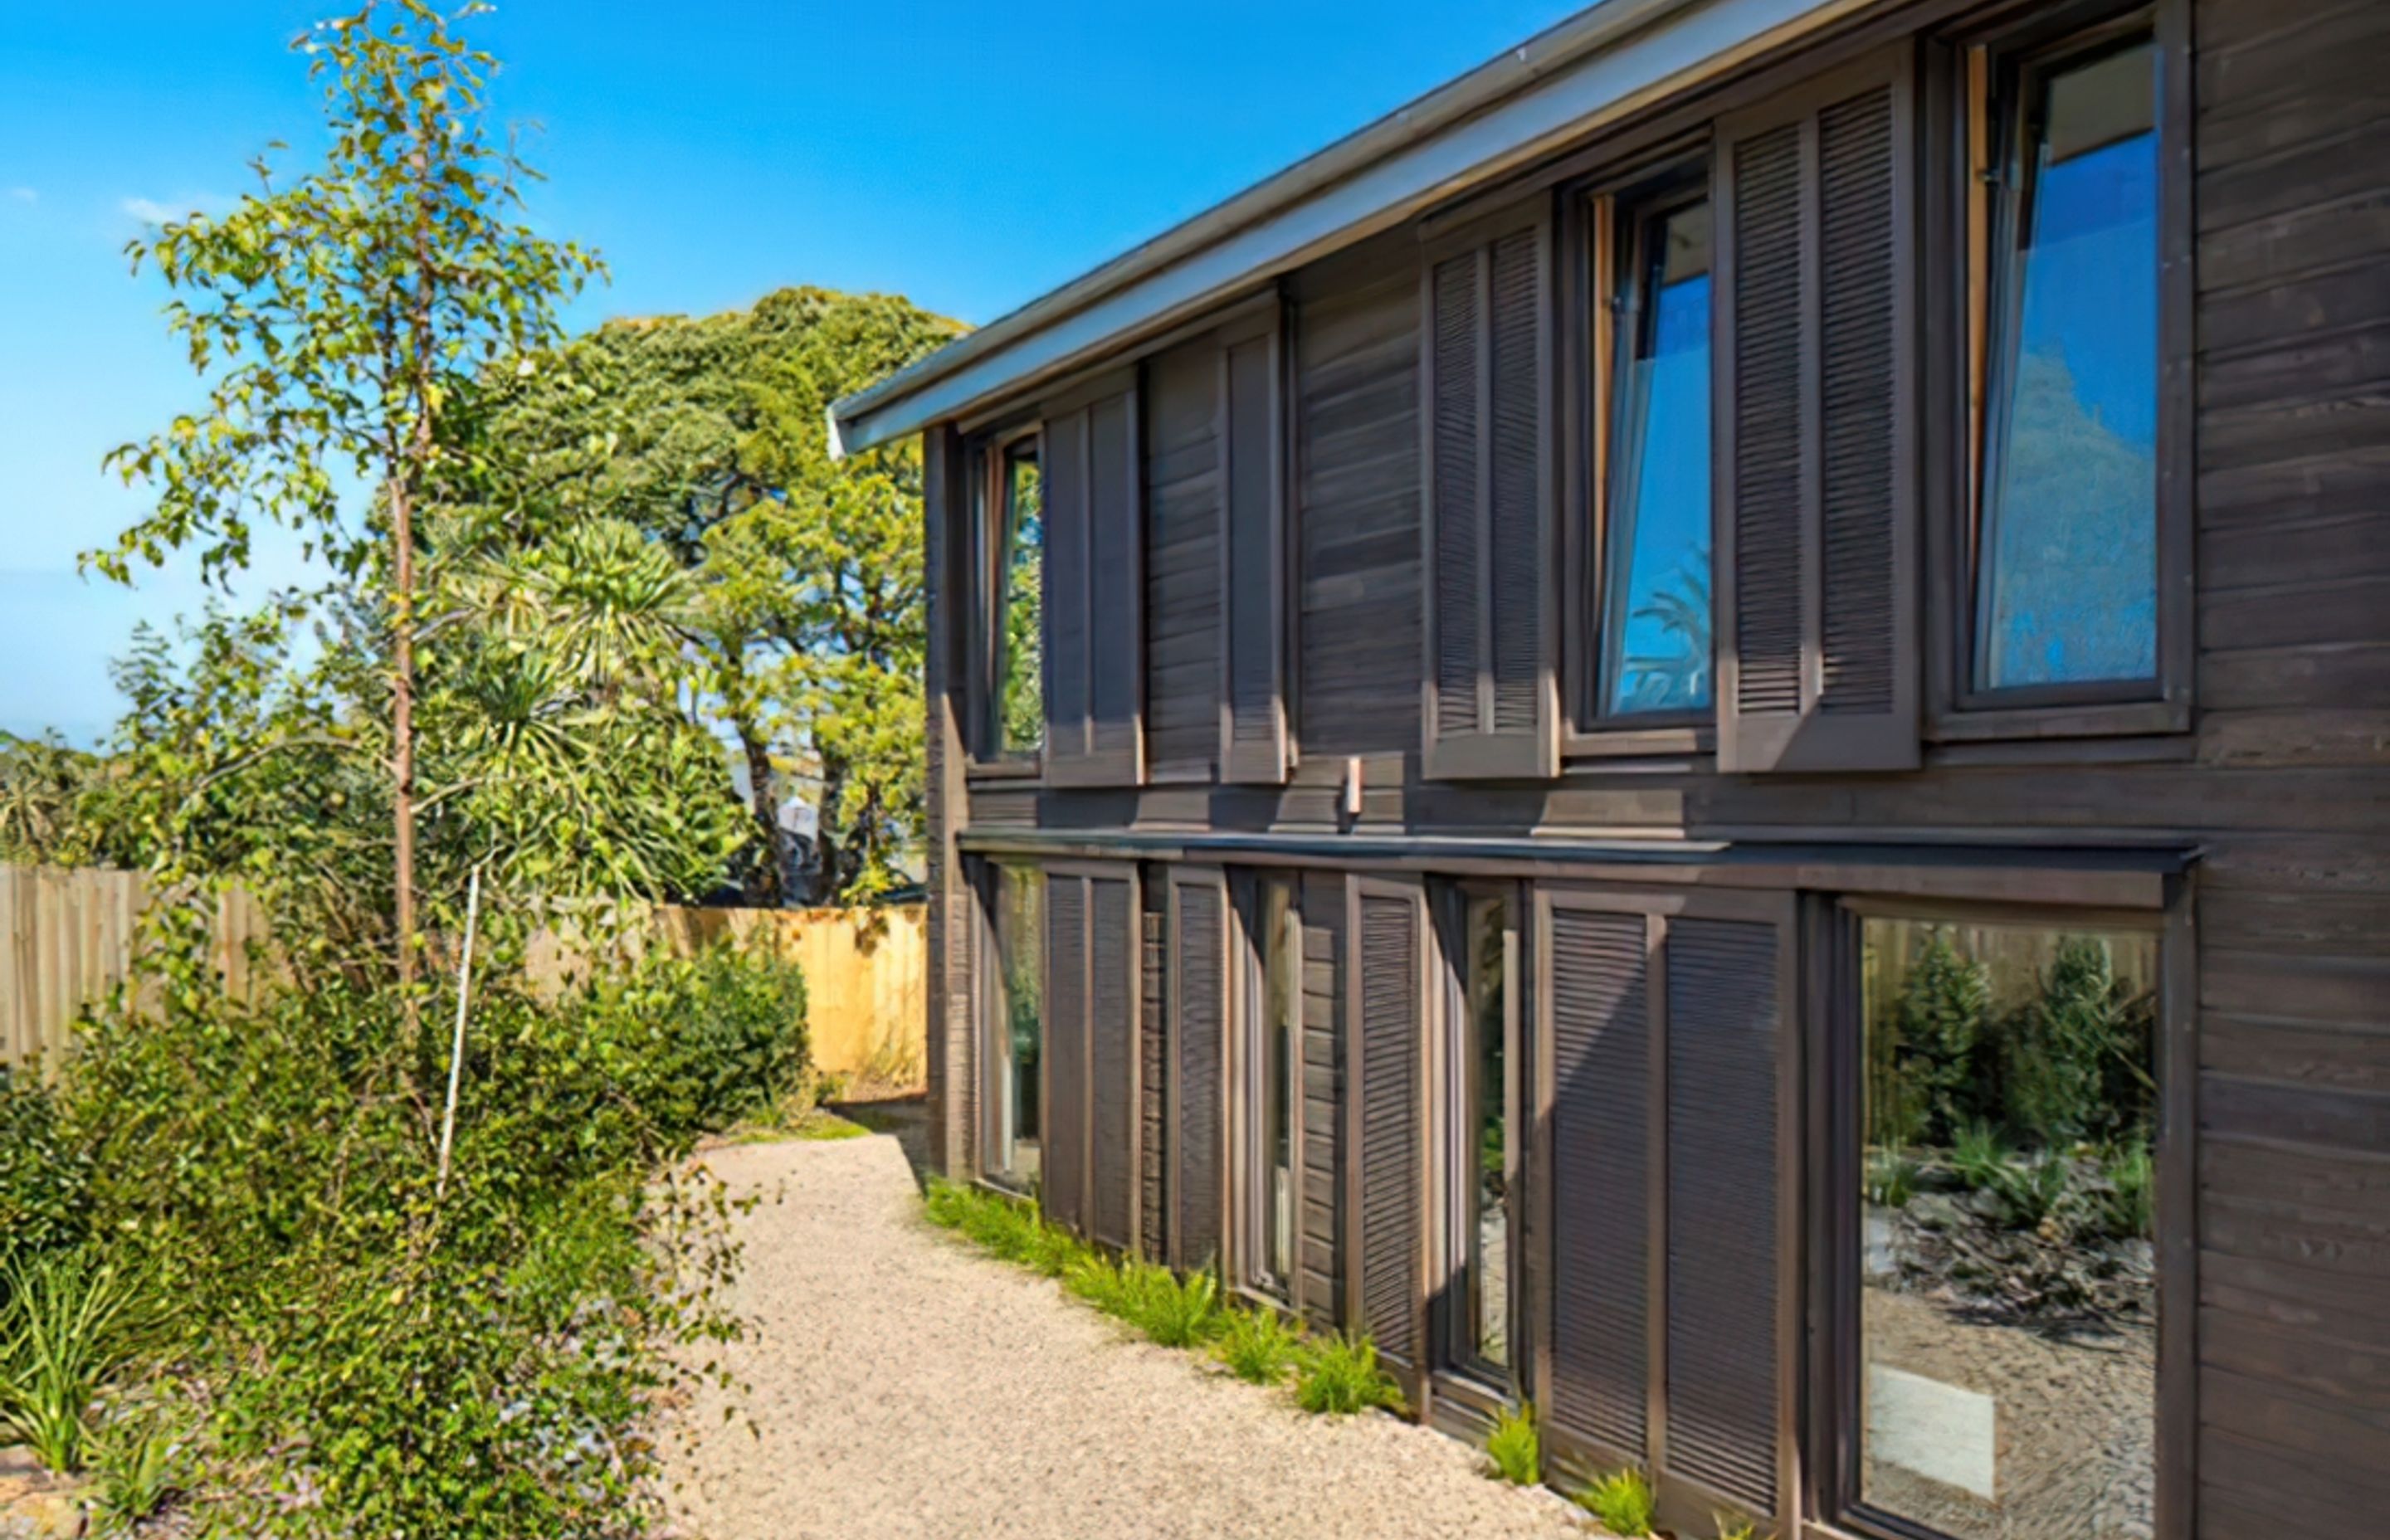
[1971, 27, 2158, 694]
[1244, 876, 1301, 1303]
[988, 435, 1045, 757]
[1598, 188, 1715, 719]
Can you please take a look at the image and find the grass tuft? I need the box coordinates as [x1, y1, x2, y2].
[1484, 1402, 1540, 1485]
[1575, 1466, 1657, 1537]
[0, 1250, 162, 1474]
[1120, 1262, 1222, 1348]
[1292, 1331, 1404, 1416]
[1211, 1305, 1302, 1386]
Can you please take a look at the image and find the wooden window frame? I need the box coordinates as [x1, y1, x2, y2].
[975, 855, 1046, 1196]
[1924, 0, 2192, 744]
[1230, 870, 1305, 1308]
[1804, 884, 2195, 1540]
[1562, 149, 1721, 760]
[966, 424, 1047, 778]
[1430, 878, 1530, 1407]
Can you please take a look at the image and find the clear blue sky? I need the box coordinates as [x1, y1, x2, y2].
[0, 0, 1583, 746]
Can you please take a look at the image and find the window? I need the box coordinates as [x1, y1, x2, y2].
[1851, 912, 2158, 1540]
[984, 861, 1045, 1187]
[1596, 188, 1714, 719]
[1244, 877, 1301, 1300]
[1970, 27, 2159, 696]
[1446, 885, 1520, 1382]
[987, 435, 1044, 757]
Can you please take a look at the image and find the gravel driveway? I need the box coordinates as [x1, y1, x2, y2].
[663, 1120, 1588, 1540]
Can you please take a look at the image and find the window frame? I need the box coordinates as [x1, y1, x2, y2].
[968, 423, 1047, 776]
[1562, 147, 1720, 759]
[1433, 877, 1528, 1400]
[1924, 0, 2192, 744]
[1232, 872, 1305, 1308]
[1806, 885, 2196, 1540]
[975, 856, 1047, 1196]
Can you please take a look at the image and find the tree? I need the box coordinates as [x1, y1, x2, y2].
[95, 0, 602, 1047]
[477, 288, 961, 904]
[0, 732, 110, 867]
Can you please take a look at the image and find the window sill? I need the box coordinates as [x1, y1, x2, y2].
[1563, 722, 1714, 760]
[1928, 695, 2189, 748]
[965, 757, 1043, 786]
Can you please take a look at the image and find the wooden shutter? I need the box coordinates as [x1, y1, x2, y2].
[1043, 872, 1088, 1232]
[1349, 875, 1427, 1403]
[1544, 898, 1654, 1467]
[1144, 341, 1223, 782]
[1714, 51, 1919, 773]
[1663, 913, 1794, 1524]
[1139, 884, 1167, 1263]
[1042, 374, 1144, 786]
[1089, 873, 1139, 1252]
[1298, 872, 1347, 1327]
[1222, 309, 1289, 782]
[1169, 868, 1228, 1271]
[1420, 202, 1558, 780]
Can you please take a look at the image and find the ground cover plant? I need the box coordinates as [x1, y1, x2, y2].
[1576, 1466, 1657, 1536]
[923, 1182, 1406, 1417]
[1483, 1402, 1540, 1485]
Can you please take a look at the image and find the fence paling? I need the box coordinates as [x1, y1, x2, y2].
[0, 865, 926, 1089]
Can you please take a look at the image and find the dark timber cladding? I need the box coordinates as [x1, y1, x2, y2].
[895, 1, 2390, 1537]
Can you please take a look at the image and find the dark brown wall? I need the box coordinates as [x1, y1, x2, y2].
[937, 0, 2388, 1531]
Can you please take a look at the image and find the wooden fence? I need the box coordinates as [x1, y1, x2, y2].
[0, 865, 925, 1089]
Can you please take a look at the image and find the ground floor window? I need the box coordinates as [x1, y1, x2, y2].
[986, 861, 1045, 1188]
[1855, 913, 2158, 1540]
[1446, 884, 1521, 1384]
[1246, 876, 1301, 1299]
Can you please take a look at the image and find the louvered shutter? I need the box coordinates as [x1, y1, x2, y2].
[1714, 53, 1919, 772]
[1421, 203, 1558, 780]
[1043, 872, 1087, 1231]
[1544, 899, 1654, 1466]
[1222, 312, 1289, 782]
[1139, 885, 1167, 1263]
[1089, 874, 1138, 1252]
[1297, 873, 1347, 1328]
[1663, 914, 1792, 1523]
[1169, 870, 1228, 1271]
[1042, 376, 1144, 786]
[1351, 877, 1426, 1403]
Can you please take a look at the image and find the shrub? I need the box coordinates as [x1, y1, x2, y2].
[45, 958, 763, 1539]
[2002, 936, 2149, 1147]
[1212, 1305, 1301, 1386]
[1484, 1402, 1539, 1485]
[589, 939, 810, 1143]
[1576, 1467, 1657, 1537]
[1880, 928, 1991, 1146]
[1949, 1119, 2012, 1193]
[0, 1250, 161, 1474]
[0, 1066, 90, 1275]
[1293, 1332, 1403, 1416]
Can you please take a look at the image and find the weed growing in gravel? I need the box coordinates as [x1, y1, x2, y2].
[1576, 1467, 1657, 1536]
[1212, 1305, 1301, 1385]
[1484, 1402, 1540, 1485]
[1293, 1331, 1404, 1416]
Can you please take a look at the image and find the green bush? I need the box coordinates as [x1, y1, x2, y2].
[1212, 1305, 1301, 1386]
[1292, 1332, 1403, 1416]
[1873, 928, 1990, 1148]
[2097, 1140, 2156, 1240]
[1576, 1466, 1657, 1536]
[2002, 937, 2151, 1147]
[1484, 1402, 1539, 1485]
[588, 939, 810, 1143]
[0, 1066, 91, 1274]
[35, 948, 778, 1538]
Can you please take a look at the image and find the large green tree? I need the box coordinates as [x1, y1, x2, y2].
[95, 0, 602, 1044]
[479, 288, 961, 904]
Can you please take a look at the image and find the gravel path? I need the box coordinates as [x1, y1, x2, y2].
[663, 1124, 1589, 1540]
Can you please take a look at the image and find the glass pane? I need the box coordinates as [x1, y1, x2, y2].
[1859, 917, 2158, 1540]
[1262, 882, 1300, 1293]
[1602, 197, 1714, 716]
[1464, 893, 1512, 1371]
[992, 863, 1044, 1185]
[1975, 42, 2158, 690]
[997, 443, 1046, 753]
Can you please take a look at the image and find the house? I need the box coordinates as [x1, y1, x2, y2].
[829, 2, 2386, 1536]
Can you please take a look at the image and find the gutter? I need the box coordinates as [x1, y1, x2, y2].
[827, 0, 1751, 459]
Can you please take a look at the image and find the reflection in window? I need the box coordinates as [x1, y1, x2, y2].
[1601, 194, 1714, 716]
[1257, 880, 1300, 1299]
[988, 863, 1045, 1187]
[1459, 891, 1515, 1375]
[1859, 917, 2158, 1539]
[1975, 39, 2158, 691]
[996, 439, 1046, 753]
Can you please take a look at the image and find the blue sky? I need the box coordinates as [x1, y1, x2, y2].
[0, 0, 1583, 745]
